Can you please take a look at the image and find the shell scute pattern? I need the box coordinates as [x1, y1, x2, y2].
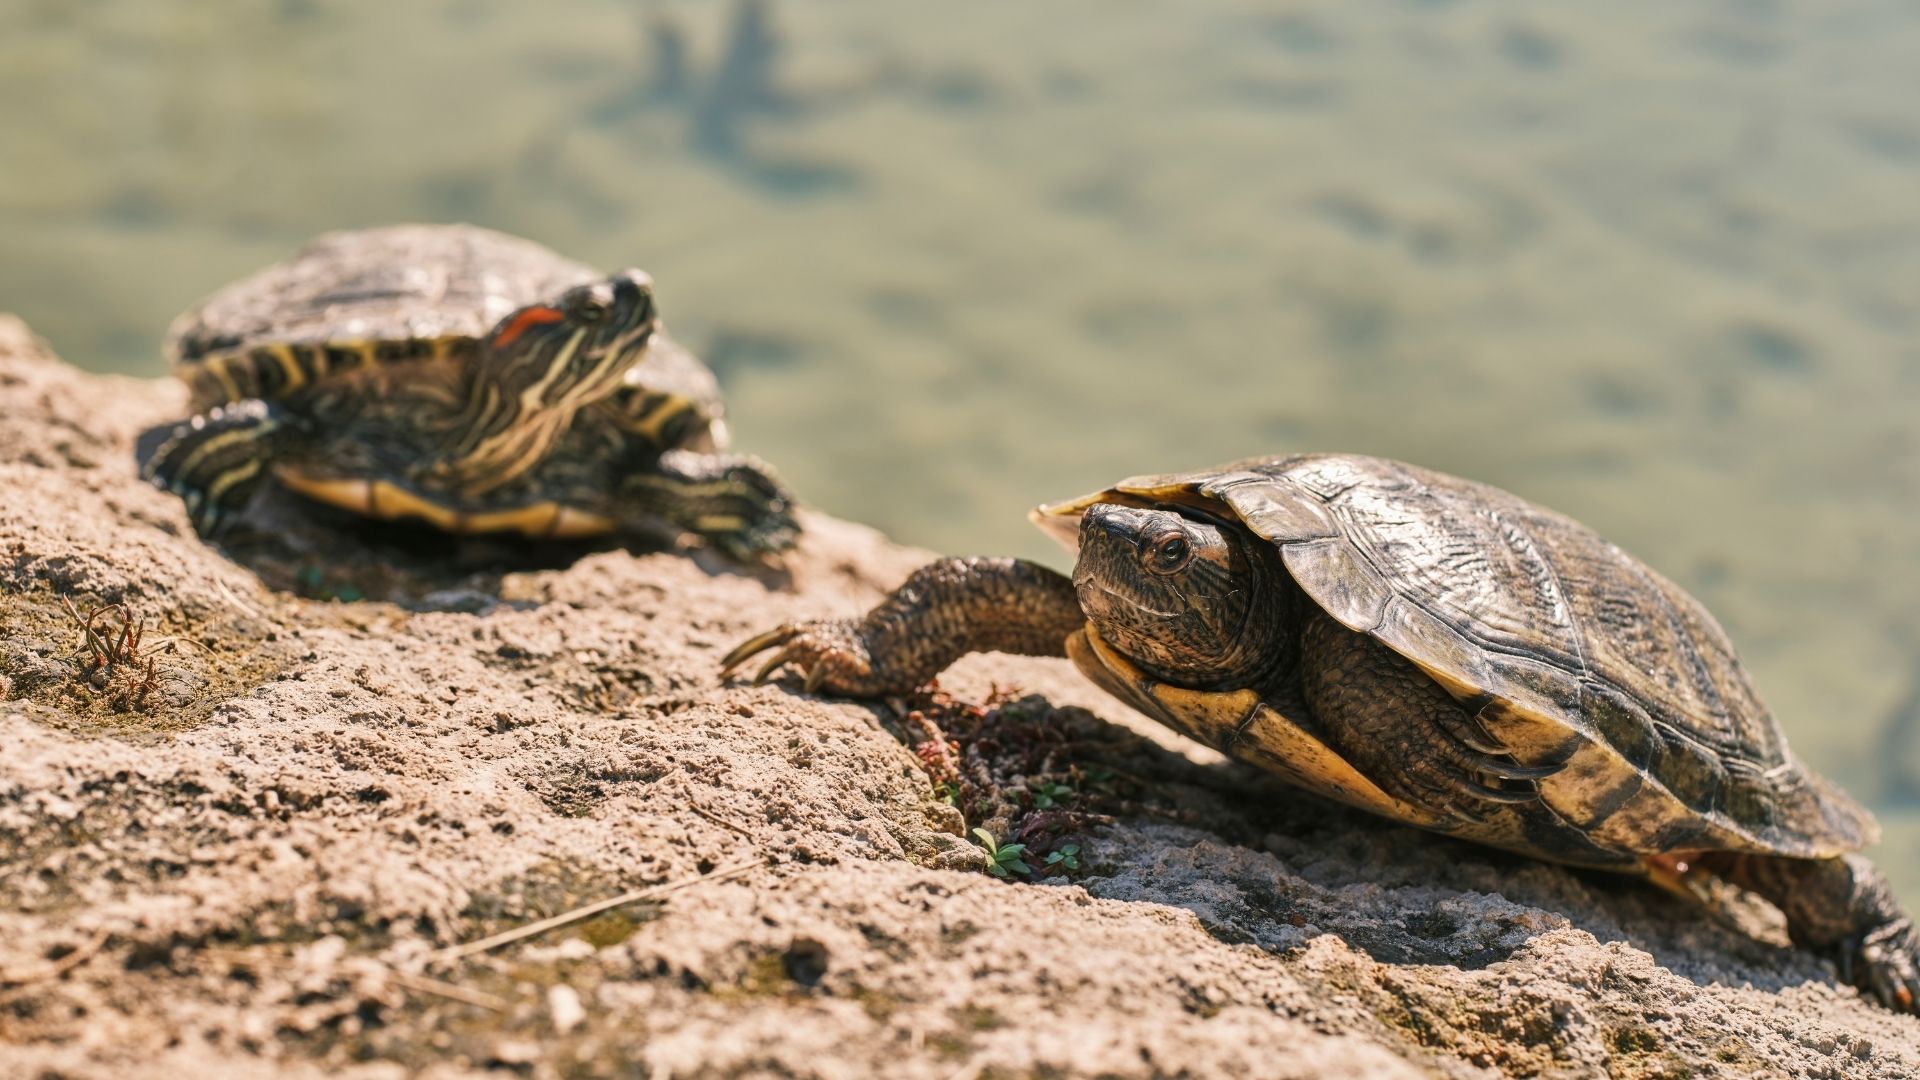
[166, 226, 600, 420]
[1218, 476, 1341, 544]
[1370, 595, 1495, 698]
[1328, 471, 1586, 671]
[1280, 538, 1394, 633]
[1275, 457, 1782, 767]
[1141, 453, 1876, 857]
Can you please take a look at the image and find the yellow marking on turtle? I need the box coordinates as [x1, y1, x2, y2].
[205, 459, 262, 502]
[175, 422, 279, 477]
[477, 383, 502, 431]
[623, 475, 753, 498]
[623, 393, 695, 443]
[449, 382, 509, 463]
[265, 343, 306, 393]
[549, 506, 617, 538]
[366, 481, 461, 531]
[1068, 627, 1442, 828]
[412, 379, 465, 410]
[693, 514, 746, 533]
[463, 502, 615, 538]
[318, 340, 378, 377]
[275, 469, 378, 516]
[206, 355, 245, 401]
[460, 503, 556, 535]
[516, 328, 587, 414]
[459, 412, 571, 498]
[275, 465, 613, 538]
[450, 348, 586, 495]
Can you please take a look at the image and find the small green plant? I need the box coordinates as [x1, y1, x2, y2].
[1075, 764, 1117, 794]
[1044, 844, 1080, 873]
[970, 828, 1030, 878]
[932, 780, 959, 807]
[1030, 780, 1074, 809]
[295, 565, 364, 603]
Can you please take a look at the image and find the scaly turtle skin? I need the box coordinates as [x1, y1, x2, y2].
[141, 224, 796, 559]
[726, 453, 1920, 1013]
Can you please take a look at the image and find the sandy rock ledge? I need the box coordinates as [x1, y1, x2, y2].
[0, 314, 1915, 1079]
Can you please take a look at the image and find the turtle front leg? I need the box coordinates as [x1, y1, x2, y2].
[614, 449, 799, 560]
[138, 400, 300, 536]
[722, 557, 1085, 697]
[1697, 851, 1920, 1013]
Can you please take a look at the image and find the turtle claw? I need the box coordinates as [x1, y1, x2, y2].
[1846, 919, 1920, 1014]
[1450, 744, 1561, 782]
[752, 646, 800, 685]
[720, 626, 799, 678]
[1460, 778, 1540, 805]
[1428, 707, 1560, 803]
[1483, 758, 1561, 782]
[720, 618, 878, 697]
[1440, 706, 1509, 756]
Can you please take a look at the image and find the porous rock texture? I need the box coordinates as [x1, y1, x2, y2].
[0, 314, 1914, 1079]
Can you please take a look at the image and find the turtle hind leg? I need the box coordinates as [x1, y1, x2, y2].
[1697, 851, 1920, 1013]
[614, 449, 800, 560]
[139, 400, 297, 536]
[1299, 611, 1561, 822]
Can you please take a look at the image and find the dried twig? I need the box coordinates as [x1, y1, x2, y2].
[0, 928, 111, 988]
[685, 801, 756, 842]
[429, 859, 763, 966]
[389, 971, 509, 1011]
[214, 574, 265, 620]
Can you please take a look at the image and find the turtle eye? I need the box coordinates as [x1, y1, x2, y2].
[568, 289, 610, 323]
[1148, 532, 1192, 574]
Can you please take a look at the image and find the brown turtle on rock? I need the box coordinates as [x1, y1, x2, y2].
[726, 453, 1920, 1012]
[141, 224, 797, 559]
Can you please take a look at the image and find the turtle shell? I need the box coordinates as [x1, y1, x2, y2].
[166, 225, 591, 408]
[163, 224, 726, 451]
[1033, 453, 1876, 864]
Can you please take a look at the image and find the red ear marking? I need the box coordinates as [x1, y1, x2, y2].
[489, 305, 566, 350]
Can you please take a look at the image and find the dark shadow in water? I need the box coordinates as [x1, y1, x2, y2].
[585, 0, 861, 198]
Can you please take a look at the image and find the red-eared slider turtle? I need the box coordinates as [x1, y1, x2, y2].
[726, 453, 1919, 1012]
[140, 224, 796, 559]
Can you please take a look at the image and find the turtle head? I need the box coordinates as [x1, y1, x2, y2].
[483, 269, 658, 410]
[1073, 503, 1291, 691]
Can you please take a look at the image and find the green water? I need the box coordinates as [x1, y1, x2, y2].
[5, 0, 1918, 893]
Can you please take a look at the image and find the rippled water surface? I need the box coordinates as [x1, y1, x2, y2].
[4, 1, 1918, 892]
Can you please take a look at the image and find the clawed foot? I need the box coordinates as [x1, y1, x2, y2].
[1429, 710, 1563, 818]
[720, 619, 886, 697]
[650, 450, 800, 563]
[1839, 918, 1920, 1014]
[1389, 711, 1563, 825]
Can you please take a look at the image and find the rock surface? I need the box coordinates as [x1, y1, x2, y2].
[0, 314, 1914, 1079]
